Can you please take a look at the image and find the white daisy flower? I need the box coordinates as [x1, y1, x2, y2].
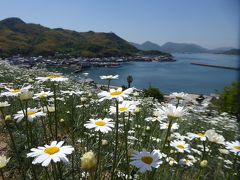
[0, 155, 10, 168]
[33, 91, 54, 99]
[165, 157, 178, 166]
[98, 87, 133, 102]
[205, 129, 225, 145]
[179, 158, 193, 167]
[36, 75, 68, 82]
[145, 116, 161, 122]
[187, 132, 206, 141]
[171, 132, 187, 141]
[169, 92, 188, 100]
[27, 141, 74, 166]
[100, 75, 119, 80]
[13, 108, 46, 123]
[170, 140, 191, 153]
[109, 100, 138, 114]
[225, 141, 240, 155]
[61, 90, 84, 96]
[130, 150, 163, 173]
[84, 118, 114, 133]
[1, 85, 32, 97]
[154, 104, 187, 120]
[0, 101, 10, 108]
[160, 122, 179, 131]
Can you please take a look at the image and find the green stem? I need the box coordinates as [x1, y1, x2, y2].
[196, 168, 202, 180]
[31, 164, 37, 180]
[53, 84, 58, 139]
[44, 100, 54, 138]
[233, 152, 239, 170]
[0, 109, 23, 177]
[57, 163, 63, 180]
[123, 113, 129, 178]
[71, 95, 75, 180]
[41, 118, 48, 143]
[52, 162, 58, 180]
[22, 101, 30, 148]
[0, 168, 5, 180]
[95, 132, 102, 180]
[161, 118, 173, 152]
[44, 167, 51, 180]
[202, 141, 206, 160]
[111, 100, 119, 179]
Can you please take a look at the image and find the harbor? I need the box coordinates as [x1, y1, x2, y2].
[2, 54, 175, 73]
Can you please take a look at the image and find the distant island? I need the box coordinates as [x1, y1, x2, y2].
[220, 49, 240, 55]
[0, 17, 172, 58]
[131, 41, 239, 54]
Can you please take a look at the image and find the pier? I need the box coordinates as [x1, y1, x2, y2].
[191, 62, 240, 70]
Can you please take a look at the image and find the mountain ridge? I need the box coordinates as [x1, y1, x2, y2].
[131, 41, 236, 54]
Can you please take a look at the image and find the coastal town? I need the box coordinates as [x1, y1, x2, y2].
[0, 54, 175, 73]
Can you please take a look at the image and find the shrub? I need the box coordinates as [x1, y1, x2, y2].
[143, 86, 164, 102]
[213, 82, 240, 119]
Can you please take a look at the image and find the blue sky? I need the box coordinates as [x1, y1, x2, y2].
[0, 0, 239, 49]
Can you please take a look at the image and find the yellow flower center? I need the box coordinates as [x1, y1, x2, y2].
[44, 147, 60, 155]
[95, 121, 106, 126]
[27, 111, 35, 116]
[196, 133, 205, 137]
[110, 91, 122, 96]
[11, 89, 21, 93]
[141, 156, 153, 164]
[234, 146, 240, 150]
[177, 144, 185, 149]
[119, 107, 128, 112]
[47, 75, 59, 79]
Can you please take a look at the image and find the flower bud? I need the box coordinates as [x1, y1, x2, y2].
[19, 91, 33, 101]
[81, 97, 87, 102]
[5, 115, 12, 121]
[135, 107, 140, 113]
[101, 139, 108, 146]
[28, 78, 34, 83]
[169, 161, 174, 166]
[80, 151, 97, 171]
[48, 106, 55, 113]
[218, 149, 229, 155]
[200, 160, 208, 167]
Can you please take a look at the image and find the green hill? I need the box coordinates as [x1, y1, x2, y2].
[0, 17, 139, 57]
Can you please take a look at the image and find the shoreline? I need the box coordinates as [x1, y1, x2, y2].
[95, 83, 213, 99]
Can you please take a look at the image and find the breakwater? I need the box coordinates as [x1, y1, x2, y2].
[191, 62, 240, 70]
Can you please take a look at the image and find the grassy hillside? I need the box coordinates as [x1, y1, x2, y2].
[0, 17, 139, 57]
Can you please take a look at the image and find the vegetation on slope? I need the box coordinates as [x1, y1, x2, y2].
[0, 17, 139, 57]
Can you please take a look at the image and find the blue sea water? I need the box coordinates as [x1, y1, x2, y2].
[75, 53, 239, 95]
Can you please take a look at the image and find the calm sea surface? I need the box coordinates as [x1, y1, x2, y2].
[67, 53, 239, 95]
